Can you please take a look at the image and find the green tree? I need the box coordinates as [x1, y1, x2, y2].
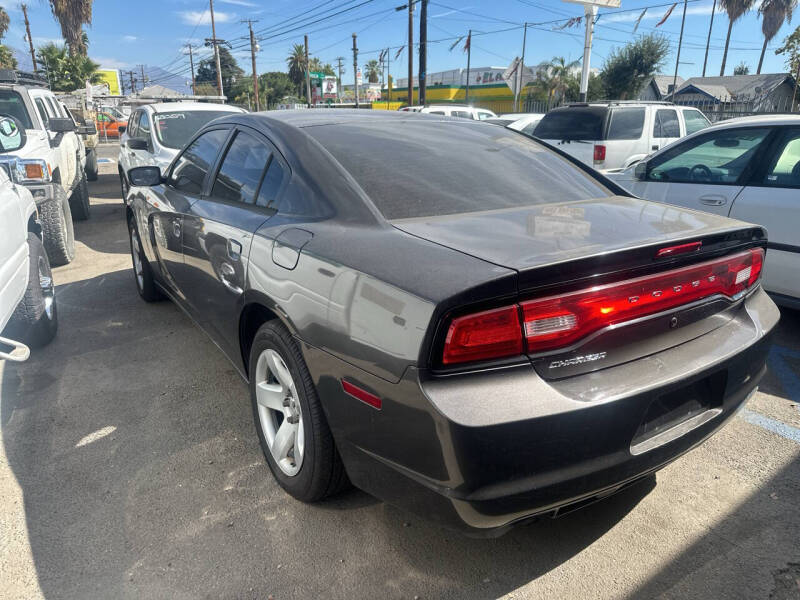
[0, 7, 9, 38]
[776, 24, 800, 74]
[286, 43, 306, 97]
[564, 71, 604, 102]
[0, 6, 15, 69]
[600, 33, 670, 99]
[547, 56, 580, 100]
[365, 59, 380, 83]
[47, 0, 93, 56]
[758, 0, 797, 73]
[36, 43, 100, 90]
[734, 61, 751, 74]
[196, 47, 244, 96]
[719, 0, 758, 75]
[258, 71, 294, 107]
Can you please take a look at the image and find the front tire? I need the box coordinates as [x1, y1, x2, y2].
[127, 215, 162, 302]
[249, 321, 348, 502]
[120, 170, 129, 203]
[39, 187, 75, 266]
[86, 149, 98, 181]
[4, 233, 58, 348]
[69, 168, 91, 221]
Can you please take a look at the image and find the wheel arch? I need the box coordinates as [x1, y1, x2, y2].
[239, 290, 300, 379]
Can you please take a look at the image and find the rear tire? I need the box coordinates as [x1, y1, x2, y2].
[86, 149, 98, 181]
[39, 187, 75, 266]
[120, 170, 129, 203]
[127, 214, 162, 302]
[4, 233, 58, 348]
[249, 320, 349, 502]
[69, 168, 91, 221]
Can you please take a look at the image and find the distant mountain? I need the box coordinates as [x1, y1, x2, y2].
[135, 65, 193, 96]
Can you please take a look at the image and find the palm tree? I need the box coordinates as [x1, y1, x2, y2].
[719, 0, 758, 75]
[0, 7, 9, 40]
[48, 0, 93, 56]
[758, 0, 797, 73]
[36, 43, 100, 90]
[286, 43, 306, 96]
[547, 56, 580, 103]
[365, 59, 380, 83]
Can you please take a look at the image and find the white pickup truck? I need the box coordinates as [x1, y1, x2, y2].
[0, 116, 58, 362]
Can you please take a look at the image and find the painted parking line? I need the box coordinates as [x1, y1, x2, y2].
[739, 408, 800, 444]
[97, 158, 115, 164]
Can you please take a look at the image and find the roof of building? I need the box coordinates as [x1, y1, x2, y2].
[651, 75, 684, 95]
[674, 73, 792, 99]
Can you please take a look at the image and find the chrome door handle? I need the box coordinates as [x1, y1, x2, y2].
[699, 195, 727, 206]
[173, 220, 181, 238]
[227, 239, 242, 261]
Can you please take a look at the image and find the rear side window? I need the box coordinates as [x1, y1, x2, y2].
[683, 110, 710, 135]
[606, 108, 645, 140]
[534, 108, 606, 140]
[306, 121, 610, 220]
[429, 110, 445, 115]
[168, 128, 228, 195]
[477, 111, 494, 120]
[256, 157, 286, 209]
[211, 131, 270, 204]
[0, 90, 33, 128]
[452, 111, 472, 119]
[654, 109, 680, 138]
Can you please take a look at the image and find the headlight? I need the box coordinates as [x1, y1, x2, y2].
[0, 158, 52, 183]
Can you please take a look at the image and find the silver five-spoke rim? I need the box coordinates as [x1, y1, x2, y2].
[130, 228, 143, 290]
[38, 256, 54, 319]
[254, 348, 304, 476]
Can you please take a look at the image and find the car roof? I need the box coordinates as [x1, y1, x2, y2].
[700, 114, 800, 129]
[144, 102, 245, 114]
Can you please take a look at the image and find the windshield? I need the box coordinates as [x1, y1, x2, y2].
[153, 110, 233, 149]
[0, 90, 32, 129]
[306, 120, 610, 220]
[533, 107, 606, 140]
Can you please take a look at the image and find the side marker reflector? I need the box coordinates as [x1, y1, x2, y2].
[342, 380, 382, 410]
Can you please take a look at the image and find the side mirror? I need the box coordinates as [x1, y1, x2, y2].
[78, 123, 97, 135]
[127, 138, 149, 151]
[118, 124, 127, 135]
[127, 166, 162, 187]
[48, 117, 76, 133]
[0, 115, 26, 152]
[634, 161, 647, 181]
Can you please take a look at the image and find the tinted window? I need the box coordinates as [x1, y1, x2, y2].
[654, 109, 680, 138]
[137, 111, 151, 140]
[429, 110, 445, 115]
[256, 157, 286, 209]
[306, 121, 610, 220]
[534, 107, 606, 140]
[0, 90, 33, 128]
[607, 108, 645, 140]
[452, 111, 472, 119]
[127, 112, 139, 138]
[168, 128, 228, 195]
[683, 110, 710, 135]
[211, 131, 270, 204]
[648, 128, 769, 184]
[34, 98, 49, 128]
[153, 110, 234, 149]
[763, 130, 800, 188]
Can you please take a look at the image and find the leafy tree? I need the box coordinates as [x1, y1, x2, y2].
[307, 57, 335, 77]
[564, 72, 604, 102]
[36, 43, 100, 90]
[47, 0, 93, 56]
[734, 61, 751, 74]
[719, 0, 757, 75]
[758, 0, 796, 73]
[0, 6, 15, 69]
[547, 56, 579, 100]
[365, 59, 380, 83]
[258, 71, 294, 107]
[600, 34, 670, 99]
[0, 7, 9, 39]
[776, 24, 800, 74]
[196, 47, 244, 96]
[286, 43, 306, 97]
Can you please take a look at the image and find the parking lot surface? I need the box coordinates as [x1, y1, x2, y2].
[1, 147, 799, 599]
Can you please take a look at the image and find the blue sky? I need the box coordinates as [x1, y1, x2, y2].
[1, 0, 795, 86]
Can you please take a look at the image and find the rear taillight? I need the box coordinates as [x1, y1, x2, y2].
[593, 144, 606, 163]
[441, 248, 764, 365]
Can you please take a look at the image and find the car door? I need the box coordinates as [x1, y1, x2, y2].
[627, 126, 773, 216]
[729, 127, 800, 300]
[178, 126, 276, 358]
[651, 108, 681, 154]
[152, 127, 230, 302]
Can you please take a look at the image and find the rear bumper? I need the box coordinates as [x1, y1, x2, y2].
[307, 287, 779, 535]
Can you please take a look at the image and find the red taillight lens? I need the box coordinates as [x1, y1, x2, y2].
[593, 144, 606, 162]
[441, 248, 764, 365]
[442, 305, 523, 365]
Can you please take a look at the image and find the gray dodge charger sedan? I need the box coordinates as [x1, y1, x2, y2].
[124, 110, 778, 535]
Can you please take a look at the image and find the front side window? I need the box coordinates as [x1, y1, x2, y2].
[647, 128, 770, 184]
[0, 90, 33, 129]
[34, 98, 49, 128]
[683, 110, 710, 135]
[763, 129, 800, 188]
[477, 111, 494, 121]
[137, 111, 151, 141]
[653, 109, 680, 138]
[127, 112, 139, 138]
[607, 108, 645, 140]
[45, 96, 62, 118]
[211, 131, 270, 204]
[168, 129, 229, 195]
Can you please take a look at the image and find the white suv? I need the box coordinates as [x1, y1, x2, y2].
[0, 71, 93, 266]
[533, 102, 711, 172]
[419, 104, 497, 120]
[0, 116, 57, 361]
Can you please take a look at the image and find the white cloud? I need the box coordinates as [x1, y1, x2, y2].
[123, 35, 138, 42]
[219, 0, 258, 6]
[94, 57, 130, 69]
[178, 10, 236, 25]
[602, 3, 715, 24]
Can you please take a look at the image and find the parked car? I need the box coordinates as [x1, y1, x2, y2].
[95, 111, 126, 138]
[124, 110, 777, 534]
[486, 112, 545, 134]
[0, 70, 92, 266]
[419, 104, 497, 120]
[118, 102, 246, 201]
[65, 103, 99, 181]
[397, 105, 424, 112]
[533, 101, 711, 172]
[608, 114, 800, 308]
[0, 116, 57, 362]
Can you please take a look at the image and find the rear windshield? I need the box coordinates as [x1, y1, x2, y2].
[533, 107, 606, 140]
[0, 90, 33, 129]
[153, 110, 234, 149]
[305, 120, 610, 220]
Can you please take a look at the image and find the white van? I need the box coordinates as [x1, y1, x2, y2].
[533, 102, 710, 172]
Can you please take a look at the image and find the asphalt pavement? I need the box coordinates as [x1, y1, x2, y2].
[1, 143, 799, 599]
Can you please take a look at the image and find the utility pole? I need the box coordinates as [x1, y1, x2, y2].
[515, 23, 528, 112]
[243, 19, 260, 111]
[304, 35, 312, 107]
[407, 0, 414, 105]
[336, 57, 344, 102]
[672, 0, 688, 101]
[702, 0, 716, 77]
[419, 0, 427, 106]
[465, 30, 472, 103]
[139, 64, 148, 89]
[187, 45, 197, 96]
[579, 5, 598, 102]
[209, 0, 224, 98]
[21, 5, 37, 74]
[352, 33, 359, 107]
[126, 70, 136, 94]
[387, 47, 391, 102]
